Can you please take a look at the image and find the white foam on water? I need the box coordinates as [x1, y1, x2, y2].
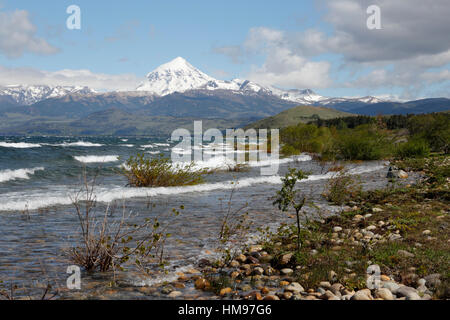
[52, 141, 104, 147]
[73, 155, 119, 163]
[0, 162, 384, 212]
[175, 154, 312, 171]
[0, 167, 44, 183]
[0, 142, 42, 149]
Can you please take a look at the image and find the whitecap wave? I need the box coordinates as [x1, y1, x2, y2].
[0, 167, 44, 183]
[55, 141, 103, 147]
[0, 142, 42, 149]
[73, 155, 119, 163]
[175, 154, 312, 171]
[0, 163, 384, 212]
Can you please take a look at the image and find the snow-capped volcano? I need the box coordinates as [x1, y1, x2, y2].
[136, 57, 216, 96]
[0, 85, 96, 105]
[136, 57, 380, 105]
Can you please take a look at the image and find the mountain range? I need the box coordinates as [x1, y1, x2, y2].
[0, 57, 449, 135]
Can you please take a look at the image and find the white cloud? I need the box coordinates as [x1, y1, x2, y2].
[214, 0, 450, 97]
[0, 9, 59, 58]
[218, 27, 332, 89]
[247, 46, 331, 89]
[0, 65, 143, 91]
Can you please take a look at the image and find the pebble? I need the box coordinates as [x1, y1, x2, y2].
[246, 256, 260, 264]
[167, 291, 182, 298]
[422, 230, 432, 235]
[280, 253, 293, 265]
[194, 278, 209, 290]
[380, 275, 390, 281]
[283, 292, 293, 300]
[375, 288, 394, 300]
[319, 281, 332, 289]
[351, 289, 373, 300]
[261, 287, 270, 294]
[229, 260, 240, 268]
[424, 274, 441, 288]
[285, 282, 304, 294]
[263, 295, 280, 300]
[333, 226, 343, 232]
[321, 290, 336, 300]
[280, 268, 293, 276]
[396, 286, 421, 300]
[174, 282, 185, 289]
[253, 267, 264, 276]
[382, 281, 402, 294]
[219, 287, 232, 296]
[331, 283, 344, 295]
[417, 278, 426, 287]
[249, 245, 263, 252]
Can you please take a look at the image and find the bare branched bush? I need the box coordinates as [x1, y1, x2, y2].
[66, 172, 180, 276]
[216, 182, 252, 266]
[323, 169, 362, 205]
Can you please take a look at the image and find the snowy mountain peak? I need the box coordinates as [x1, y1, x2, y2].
[0, 85, 96, 105]
[135, 58, 331, 104]
[136, 57, 216, 96]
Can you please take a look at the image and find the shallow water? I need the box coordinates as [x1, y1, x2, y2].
[0, 135, 399, 299]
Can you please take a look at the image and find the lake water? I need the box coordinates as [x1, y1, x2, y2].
[0, 135, 392, 299]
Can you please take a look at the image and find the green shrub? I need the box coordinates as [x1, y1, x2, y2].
[395, 139, 430, 159]
[336, 125, 392, 160]
[407, 113, 450, 153]
[280, 124, 334, 155]
[281, 144, 301, 156]
[121, 154, 205, 187]
[324, 170, 362, 205]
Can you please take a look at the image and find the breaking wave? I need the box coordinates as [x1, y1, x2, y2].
[0, 142, 42, 149]
[0, 167, 44, 183]
[73, 155, 119, 163]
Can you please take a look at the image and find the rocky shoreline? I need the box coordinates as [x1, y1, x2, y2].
[157, 159, 448, 301]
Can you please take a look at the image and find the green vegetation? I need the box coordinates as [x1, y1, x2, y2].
[273, 169, 309, 253]
[324, 170, 362, 205]
[121, 154, 205, 187]
[395, 138, 430, 159]
[279, 112, 449, 160]
[245, 105, 354, 130]
[336, 124, 392, 160]
[256, 156, 449, 296]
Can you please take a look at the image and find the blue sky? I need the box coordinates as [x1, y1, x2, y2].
[0, 0, 449, 99]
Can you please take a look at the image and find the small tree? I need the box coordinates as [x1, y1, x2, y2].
[273, 169, 308, 252]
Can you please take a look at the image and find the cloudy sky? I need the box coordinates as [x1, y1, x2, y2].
[0, 0, 449, 100]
